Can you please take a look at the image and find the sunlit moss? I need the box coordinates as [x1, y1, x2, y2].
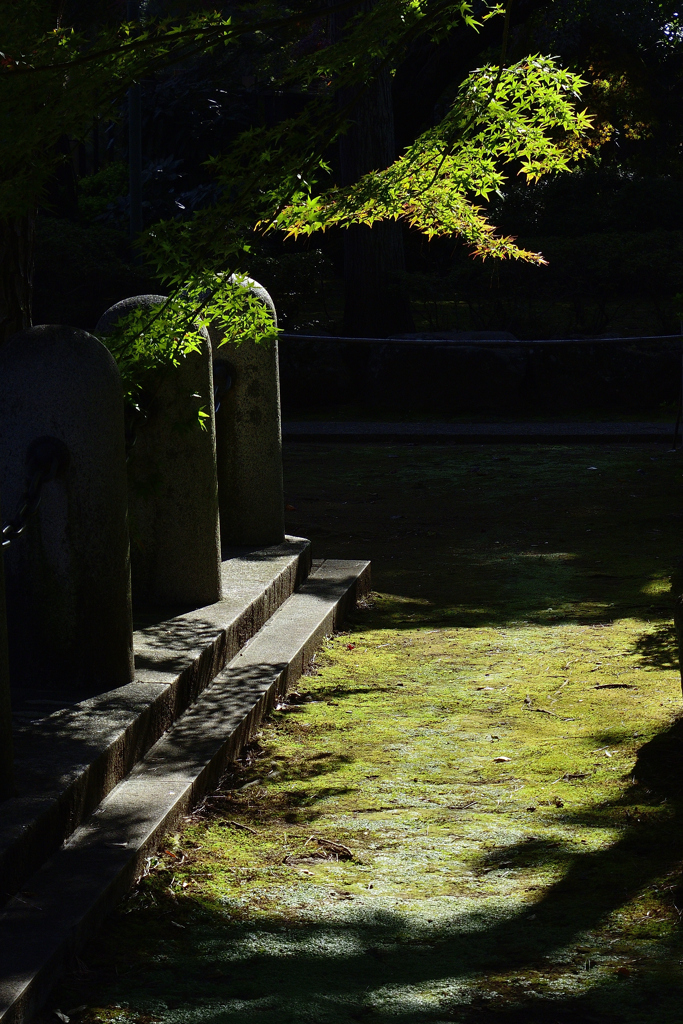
[49, 444, 683, 1024]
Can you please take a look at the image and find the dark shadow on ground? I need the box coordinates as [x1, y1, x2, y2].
[41, 444, 683, 1023]
[48, 718, 683, 1024]
[632, 622, 679, 670]
[282, 443, 683, 631]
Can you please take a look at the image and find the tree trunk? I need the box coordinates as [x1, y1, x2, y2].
[341, 218, 412, 337]
[0, 217, 31, 786]
[0, 214, 35, 345]
[334, 5, 414, 337]
[671, 559, 683, 695]
[0, 493, 13, 799]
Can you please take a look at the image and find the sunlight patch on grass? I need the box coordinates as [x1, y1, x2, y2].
[47, 444, 683, 1024]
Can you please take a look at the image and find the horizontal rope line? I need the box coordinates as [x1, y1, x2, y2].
[280, 333, 683, 346]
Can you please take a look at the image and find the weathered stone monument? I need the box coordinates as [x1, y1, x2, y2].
[0, 326, 134, 698]
[96, 295, 222, 608]
[207, 277, 285, 548]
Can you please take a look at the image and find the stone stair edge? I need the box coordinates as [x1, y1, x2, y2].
[0, 537, 311, 910]
[0, 558, 371, 1024]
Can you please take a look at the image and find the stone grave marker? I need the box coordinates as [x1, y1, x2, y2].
[96, 295, 222, 608]
[0, 326, 134, 698]
[207, 277, 285, 548]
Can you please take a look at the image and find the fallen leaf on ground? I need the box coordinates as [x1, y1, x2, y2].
[223, 820, 258, 834]
[305, 836, 354, 860]
[595, 684, 635, 689]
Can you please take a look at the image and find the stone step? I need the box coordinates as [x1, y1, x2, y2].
[0, 557, 370, 1024]
[0, 537, 311, 909]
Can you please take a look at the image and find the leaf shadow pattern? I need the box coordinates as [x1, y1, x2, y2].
[265, 752, 355, 786]
[632, 621, 679, 671]
[49, 718, 683, 1024]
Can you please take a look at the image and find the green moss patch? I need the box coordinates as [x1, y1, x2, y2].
[46, 444, 683, 1024]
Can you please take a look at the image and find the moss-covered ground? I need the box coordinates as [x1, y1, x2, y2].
[46, 444, 683, 1024]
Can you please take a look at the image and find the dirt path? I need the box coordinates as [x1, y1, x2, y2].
[47, 444, 683, 1024]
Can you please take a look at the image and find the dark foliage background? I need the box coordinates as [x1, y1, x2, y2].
[31, 0, 683, 416]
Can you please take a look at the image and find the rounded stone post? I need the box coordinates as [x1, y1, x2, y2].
[96, 296, 222, 608]
[207, 278, 285, 548]
[0, 492, 13, 799]
[0, 326, 134, 698]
